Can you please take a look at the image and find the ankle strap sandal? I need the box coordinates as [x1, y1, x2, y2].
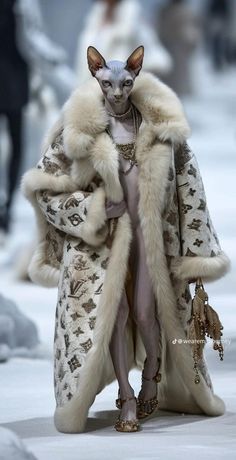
[115, 390, 136, 410]
[142, 357, 162, 383]
[114, 395, 140, 432]
[137, 357, 162, 419]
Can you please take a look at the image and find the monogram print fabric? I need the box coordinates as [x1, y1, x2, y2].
[54, 235, 110, 405]
[175, 142, 221, 259]
[33, 132, 118, 405]
[36, 189, 93, 240]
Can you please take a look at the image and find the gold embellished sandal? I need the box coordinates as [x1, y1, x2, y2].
[137, 357, 162, 419]
[114, 394, 140, 432]
[115, 388, 122, 410]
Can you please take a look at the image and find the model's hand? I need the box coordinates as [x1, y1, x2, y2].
[105, 198, 127, 219]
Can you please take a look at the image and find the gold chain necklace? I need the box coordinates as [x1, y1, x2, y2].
[106, 104, 140, 175]
[106, 103, 132, 119]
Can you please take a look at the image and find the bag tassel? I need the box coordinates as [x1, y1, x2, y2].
[186, 277, 224, 384]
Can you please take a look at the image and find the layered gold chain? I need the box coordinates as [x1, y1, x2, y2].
[106, 104, 141, 174]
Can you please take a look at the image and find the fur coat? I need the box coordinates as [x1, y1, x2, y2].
[22, 72, 230, 433]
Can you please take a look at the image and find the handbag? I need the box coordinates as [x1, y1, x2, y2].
[187, 277, 224, 384]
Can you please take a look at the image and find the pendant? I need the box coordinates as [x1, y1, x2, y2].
[121, 160, 138, 175]
[122, 162, 134, 175]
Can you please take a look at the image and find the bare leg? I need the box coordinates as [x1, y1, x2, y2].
[109, 287, 137, 421]
[131, 226, 161, 400]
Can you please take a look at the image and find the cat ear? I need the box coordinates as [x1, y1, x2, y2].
[125, 46, 144, 76]
[87, 46, 107, 76]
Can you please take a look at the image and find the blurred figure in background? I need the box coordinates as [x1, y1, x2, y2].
[0, 0, 29, 237]
[206, 0, 231, 70]
[228, 0, 236, 64]
[75, 0, 172, 85]
[158, 0, 201, 96]
[0, 0, 75, 241]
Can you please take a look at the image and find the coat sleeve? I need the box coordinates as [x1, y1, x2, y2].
[35, 188, 108, 247]
[22, 129, 109, 247]
[171, 142, 230, 282]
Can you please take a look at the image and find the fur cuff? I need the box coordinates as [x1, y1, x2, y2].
[22, 169, 109, 248]
[79, 187, 109, 247]
[21, 168, 78, 201]
[28, 241, 60, 287]
[171, 251, 231, 283]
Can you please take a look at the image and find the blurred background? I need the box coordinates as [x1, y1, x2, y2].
[0, 1, 235, 459]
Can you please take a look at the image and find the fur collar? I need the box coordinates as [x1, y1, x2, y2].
[62, 72, 190, 161]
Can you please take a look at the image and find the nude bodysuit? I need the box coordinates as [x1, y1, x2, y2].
[106, 107, 158, 329]
[106, 105, 162, 394]
[118, 146, 157, 318]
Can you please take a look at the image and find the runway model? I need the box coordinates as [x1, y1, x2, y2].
[22, 46, 230, 433]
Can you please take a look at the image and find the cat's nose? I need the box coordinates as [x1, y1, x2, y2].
[114, 94, 122, 100]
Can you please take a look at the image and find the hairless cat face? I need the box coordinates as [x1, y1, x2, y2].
[87, 46, 144, 106]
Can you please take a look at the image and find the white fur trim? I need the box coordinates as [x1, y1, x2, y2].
[54, 212, 132, 433]
[70, 159, 96, 189]
[135, 124, 225, 418]
[59, 72, 190, 162]
[79, 187, 109, 247]
[62, 82, 109, 160]
[90, 133, 124, 202]
[171, 251, 231, 283]
[28, 241, 60, 287]
[68, 133, 124, 202]
[21, 168, 78, 202]
[132, 73, 191, 144]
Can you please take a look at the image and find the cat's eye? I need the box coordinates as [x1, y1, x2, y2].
[123, 80, 133, 86]
[102, 80, 112, 88]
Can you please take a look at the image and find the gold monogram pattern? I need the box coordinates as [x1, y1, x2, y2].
[162, 143, 222, 392]
[35, 131, 114, 406]
[53, 229, 111, 405]
[175, 147, 220, 259]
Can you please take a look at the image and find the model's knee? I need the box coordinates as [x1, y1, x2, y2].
[112, 300, 129, 332]
[112, 316, 126, 334]
[133, 306, 155, 328]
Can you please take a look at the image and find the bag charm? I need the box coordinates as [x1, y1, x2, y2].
[187, 277, 224, 384]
